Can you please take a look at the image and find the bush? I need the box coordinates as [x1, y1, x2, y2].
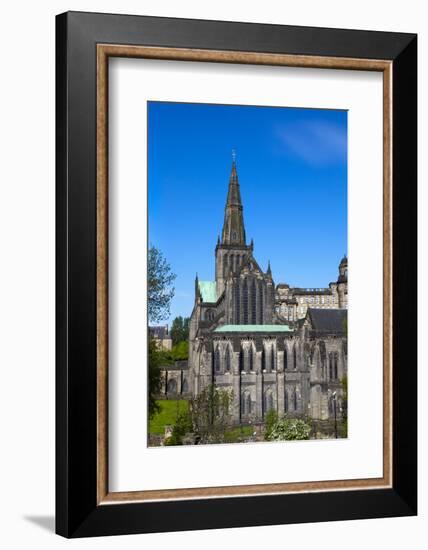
[223, 425, 254, 443]
[164, 410, 193, 446]
[266, 416, 311, 441]
[170, 340, 189, 360]
[264, 409, 278, 440]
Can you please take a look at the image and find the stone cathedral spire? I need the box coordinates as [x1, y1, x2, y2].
[221, 158, 246, 246]
[215, 155, 251, 298]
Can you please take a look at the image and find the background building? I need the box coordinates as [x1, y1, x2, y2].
[149, 325, 173, 351]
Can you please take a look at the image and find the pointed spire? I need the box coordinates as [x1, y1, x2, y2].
[195, 272, 200, 300]
[221, 154, 246, 245]
[267, 260, 272, 277]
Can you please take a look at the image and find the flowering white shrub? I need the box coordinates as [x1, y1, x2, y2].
[266, 417, 311, 441]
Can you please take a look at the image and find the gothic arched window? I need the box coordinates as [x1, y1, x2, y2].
[225, 346, 231, 372]
[271, 346, 275, 371]
[265, 390, 274, 412]
[284, 348, 288, 370]
[293, 345, 297, 370]
[246, 393, 251, 415]
[261, 347, 266, 371]
[251, 278, 257, 323]
[167, 378, 177, 395]
[235, 280, 240, 324]
[214, 346, 221, 373]
[242, 278, 248, 324]
[230, 254, 235, 273]
[181, 379, 189, 393]
[242, 392, 252, 415]
[258, 280, 264, 324]
[328, 353, 333, 379]
[248, 345, 254, 371]
[239, 348, 244, 372]
[333, 353, 338, 379]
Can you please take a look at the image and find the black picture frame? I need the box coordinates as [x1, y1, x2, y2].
[56, 11, 417, 538]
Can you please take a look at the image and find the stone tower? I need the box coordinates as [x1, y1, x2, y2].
[215, 158, 252, 297]
[337, 255, 348, 308]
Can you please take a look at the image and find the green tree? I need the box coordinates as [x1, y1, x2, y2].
[148, 245, 176, 323]
[183, 317, 190, 339]
[164, 409, 193, 446]
[170, 316, 190, 345]
[148, 339, 165, 419]
[170, 340, 189, 361]
[265, 416, 311, 441]
[189, 385, 234, 444]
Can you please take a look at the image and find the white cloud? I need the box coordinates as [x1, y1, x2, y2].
[275, 119, 347, 166]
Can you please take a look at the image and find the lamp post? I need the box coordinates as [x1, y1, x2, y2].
[332, 391, 338, 439]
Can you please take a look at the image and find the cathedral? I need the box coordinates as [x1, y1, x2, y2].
[164, 158, 348, 424]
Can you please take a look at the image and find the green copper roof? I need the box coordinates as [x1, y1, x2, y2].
[198, 281, 217, 303]
[214, 324, 293, 333]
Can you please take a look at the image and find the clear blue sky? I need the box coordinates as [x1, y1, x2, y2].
[148, 101, 347, 326]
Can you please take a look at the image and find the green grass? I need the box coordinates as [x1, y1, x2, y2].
[149, 399, 189, 434]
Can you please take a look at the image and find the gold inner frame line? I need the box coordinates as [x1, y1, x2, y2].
[96, 44, 393, 505]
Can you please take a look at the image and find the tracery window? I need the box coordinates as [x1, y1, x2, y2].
[239, 348, 244, 372]
[235, 280, 240, 324]
[258, 280, 264, 324]
[261, 347, 266, 371]
[242, 278, 248, 324]
[264, 390, 274, 412]
[225, 345, 231, 372]
[214, 346, 221, 373]
[251, 278, 257, 323]
[167, 378, 177, 394]
[242, 392, 252, 415]
[248, 345, 254, 371]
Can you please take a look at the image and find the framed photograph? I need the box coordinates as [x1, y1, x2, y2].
[56, 11, 417, 537]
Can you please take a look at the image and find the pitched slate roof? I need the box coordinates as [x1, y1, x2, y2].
[149, 325, 170, 339]
[198, 280, 217, 303]
[307, 308, 347, 333]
